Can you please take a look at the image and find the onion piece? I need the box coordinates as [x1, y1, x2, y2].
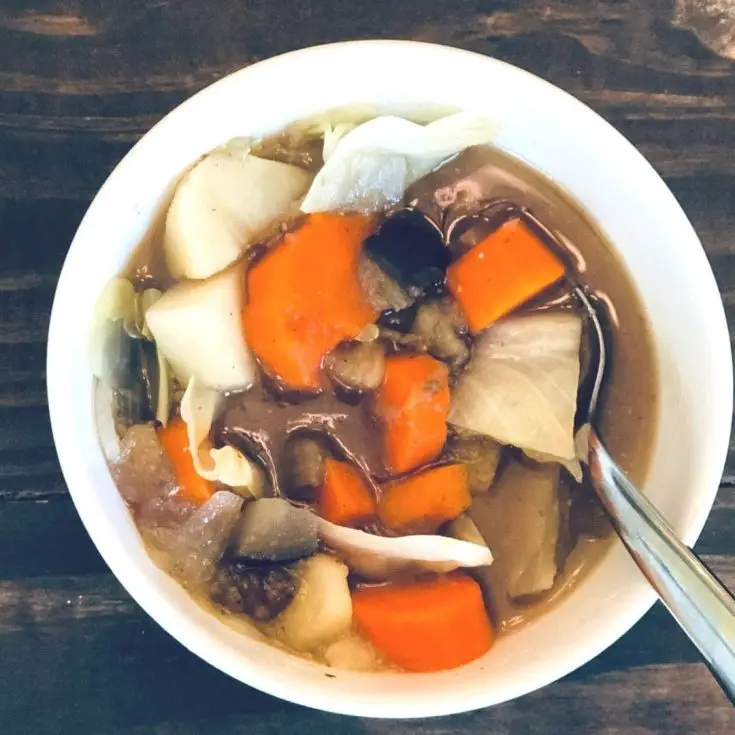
[179, 377, 263, 496]
[164, 151, 312, 280]
[145, 265, 255, 392]
[316, 517, 493, 581]
[449, 312, 583, 463]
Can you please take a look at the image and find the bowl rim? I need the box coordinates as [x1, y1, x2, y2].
[47, 39, 733, 718]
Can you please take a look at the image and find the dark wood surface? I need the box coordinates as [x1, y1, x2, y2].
[1, 0, 734, 732]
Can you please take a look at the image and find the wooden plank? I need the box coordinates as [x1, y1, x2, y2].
[0, 568, 732, 734]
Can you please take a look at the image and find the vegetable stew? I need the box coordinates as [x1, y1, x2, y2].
[92, 110, 657, 674]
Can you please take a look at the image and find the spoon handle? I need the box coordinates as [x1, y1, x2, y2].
[588, 431, 735, 703]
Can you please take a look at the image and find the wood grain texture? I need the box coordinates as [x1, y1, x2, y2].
[0, 0, 734, 732]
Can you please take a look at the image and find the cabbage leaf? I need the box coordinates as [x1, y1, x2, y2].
[180, 377, 263, 497]
[165, 149, 312, 280]
[301, 112, 499, 214]
[449, 312, 582, 462]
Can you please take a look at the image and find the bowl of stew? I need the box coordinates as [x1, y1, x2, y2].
[47, 40, 732, 717]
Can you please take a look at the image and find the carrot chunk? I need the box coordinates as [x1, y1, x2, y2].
[378, 464, 470, 534]
[352, 572, 494, 672]
[243, 213, 379, 391]
[157, 417, 215, 505]
[318, 458, 377, 527]
[374, 354, 450, 475]
[447, 218, 565, 333]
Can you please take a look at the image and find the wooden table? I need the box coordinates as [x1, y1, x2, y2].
[1, 1, 734, 732]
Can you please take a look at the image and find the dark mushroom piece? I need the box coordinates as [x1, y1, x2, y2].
[358, 254, 412, 315]
[325, 340, 386, 394]
[446, 429, 502, 494]
[363, 208, 450, 299]
[281, 434, 329, 500]
[411, 299, 470, 370]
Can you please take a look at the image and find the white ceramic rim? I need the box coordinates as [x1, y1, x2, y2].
[47, 40, 733, 718]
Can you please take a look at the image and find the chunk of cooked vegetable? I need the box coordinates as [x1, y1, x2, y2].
[411, 299, 469, 369]
[446, 430, 502, 494]
[94, 324, 160, 434]
[446, 218, 566, 333]
[374, 354, 450, 474]
[177, 377, 263, 495]
[91, 283, 172, 430]
[300, 113, 498, 213]
[281, 435, 328, 500]
[469, 461, 561, 599]
[210, 562, 298, 621]
[164, 150, 312, 280]
[378, 464, 471, 534]
[157, 416, 216, 505]
[178, 377, 263, 496]
[317, 458, 377, 527]
[377, 325, 426, 353]
[243, 213, 379, 390]
[363, 209, 450, 297]
[325, 340, 385, 393]
[145, 265, 255, 392]
[274, 554, 353, 652]
[446, 513, 487, 547]
[352, 572, 493, 672]
[449, 312, 582, 462]
[324, 633, 384, 672]
[229, 498, 318, 563]
[89, 277, 137, 381]
[358, 255, 412, 314]
[317, 516, 492, 581]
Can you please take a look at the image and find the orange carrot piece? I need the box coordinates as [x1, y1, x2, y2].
[157, 417, 215, 505]
[352, 572, 493, 672]
[243, 213, 379, 391]
[447, 218, 565, 333]
[318, 458, 377, 527]
[374, 354, 450, 475]
[378, 464, 470, 534]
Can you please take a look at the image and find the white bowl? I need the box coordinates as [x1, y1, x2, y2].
[47, 41, 732, 718]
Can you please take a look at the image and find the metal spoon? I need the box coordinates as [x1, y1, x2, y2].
[575, 286, 735, 703]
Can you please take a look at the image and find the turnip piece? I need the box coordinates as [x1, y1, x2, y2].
[274, 554, 352, 652]
[324, 634, 384, 672]
[164, 151, 312, 280]
[145, 266, 255, 392]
